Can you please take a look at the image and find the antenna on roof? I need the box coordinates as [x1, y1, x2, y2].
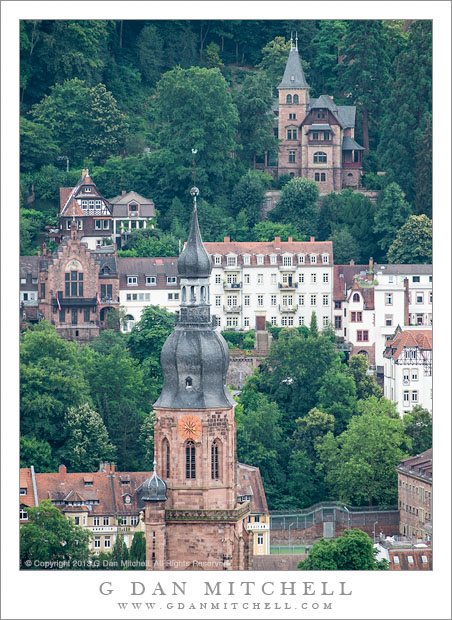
[295, 32, 298, 51]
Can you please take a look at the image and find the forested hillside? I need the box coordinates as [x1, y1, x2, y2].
[20, 19, 432, 263]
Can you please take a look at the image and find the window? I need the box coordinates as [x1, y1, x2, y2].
[257, 295, 264, 306]
[416, 293, 423, 304]
[287, 128, 297, 140]
[215, 296, 221, 307]
[413, 276, 420, 283]
[352, 293, 360, 303]
[271, 295, 277, 306]
[311, 273, 317, 283]
[94, 537, 101, 549]
[65, 271, 83, 297]
[20, 508, 28, 520]
[356, 330, 369, 342]
[403, 391, 410, 404]
[322, 295, 329, 306]
[288, 150, 296, 163]
[335, 301, 342, 310]
[310, 255, 317, 264]
[411, 369, 418, 381]
[289, 113, 296, 120]
[244, 317, 250, 327]
[335, 315, 342, 329]
[243, 255, 250, 265]
[293, 94, 299, 104]
[168, 293, 173, 300]
[271, 273, 277, 284]
[257, 534, 264, 545]
[323, 131, 330, 141]
[313, 152, 327, 163]
[385, 293, 393, 305]
[393, 556, 400, 565]
[257, 274, 263, 284]
[20, 488, 27, 496]
[283, 255, 292, 266]
[131, 516, 138, 526]
[271, 316, 277, 326]
[385, 314, 393, 326]
[429, 292, 432, 304]
[103, 516, 109, 526]
[350, 311, 362, 322]
[103, 220, 109, 230]
[322, 254, 329, 264]
[298, 273, 304, 283]
[323, 273, 329, 283]
[281, 316, 294, 326]
[104, 536, 111, 549]
[270, 255, 277, 265]
[211, 441, 219, 480]
[286, 94, 292, 104]
[186, 441, 196, 479]
[167, 277, 177, 285]
[298, 295, 304, 306]
[93, 517, 100, 526]
[298, 254, 305, 264]
[215, 274, 221, 284]
[146, 276, 156, 286]
[407, 556, 414, 565]
[412, 391, 418, 402]
[101, 284, 112, 300]
[311, 295, 317, 306]
[227, 256, 236, 266]
[95, 220, 102, 230]
[282, 295, 293, 306]
[257, 255, 264, 265]
[323, 317, 329, 327]
[84, 309, 90, 322]
[244, 274, 250, 284]
[127, 276, 138, 286]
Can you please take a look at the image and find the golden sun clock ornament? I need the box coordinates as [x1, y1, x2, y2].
[177, 414, 202, 441]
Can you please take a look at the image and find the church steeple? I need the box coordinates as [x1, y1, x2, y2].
[278, 39, 310, 90]
[153, 186, 234, 410]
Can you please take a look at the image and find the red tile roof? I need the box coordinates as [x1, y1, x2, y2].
[238, 463, 268, 515]
[398, 448, 432, 479]
[204, 240, 333, 265]
[333, 265, 364, 299]
[20, 468, 36, 509]
[384, 330, 432, 361]
[389, 548, 432, 570]
[60, 187, 73, 210]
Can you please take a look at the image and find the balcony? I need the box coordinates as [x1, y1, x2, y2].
[223, 282, 242, 290]
[246, 522, 269, 531]
[224, 305, 242, 313]
[278, 282, 298, 290]
[20, 299, 38, 307]
[342, 161, 362, 169]
[100, 297, 120, 305]
[224, 264, 242, 271]
[279, 264, 297, 271]
[52, 297, 97, 308]
[279, 305, 298, 313]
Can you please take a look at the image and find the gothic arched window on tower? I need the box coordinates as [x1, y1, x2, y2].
[163, 438, 170, 478]
[211, 440, 220, 480]
[293, 94, 299, 104]
[313, 152, 327, 163]
[286, 94, 292, 104]
[186, 441, 196, 479]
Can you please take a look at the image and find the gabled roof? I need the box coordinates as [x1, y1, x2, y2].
[108, 191, 155, 206]
[308, 96, 356, 129]
[384, 330, 432, 361]
[20, 256, 39, 279]
[60, 170, 111, 216]
[108, 191, 156, 218]
[278, 47, 310, 89]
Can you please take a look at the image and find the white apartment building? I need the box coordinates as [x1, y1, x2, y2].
[383, 329, 432, 416]
[334, 263, 432, 370]
[203, 237, 334, 331]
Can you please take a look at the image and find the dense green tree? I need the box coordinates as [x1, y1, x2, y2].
[387, 214, 432, 264]
[316, 368, 358, 434]
[87, 83, 130, 163]
[230, 170, 270, 223]
[20, 209, 46, 255]
[298, 529, 388, 570]
[374, 182, 412, 258]
[59, 404, 116, 472]
[234, 72, 278, 168]
[197, 199, 236, 242]
[258, 36, 310, 90]
[270, 178, 319, 237]
[154, 66, 240, 200]
[20, 436, 57, 473]
[20, 500, 91, 568]
[138, 412, 156, 471]
[20, 118, 59, 172]
[316, 399, 407, 507]
[286, 449, 320, 507]
[330, 228, 361, 265]
[129, 532, 146, 568]
[402, 405, 432, 455]
[89, 329, 128, 355]
[123, 229, 179, 257]
[414, 112, 432, 217]
[111, 534, 129, 568]
[310, 21, 348, 95]
[337, 20, 391, 150]
[291, 408, 335, 460]
[251, 221, 303, 242]
[378, 21, 432, 204]
[205, 42, 223, 68]
[346, 354, 381, 400]
[136, 24, 164, 86]
[20, 322, 91, 450]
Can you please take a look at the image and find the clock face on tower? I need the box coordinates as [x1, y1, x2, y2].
[177, 414, 202, 441]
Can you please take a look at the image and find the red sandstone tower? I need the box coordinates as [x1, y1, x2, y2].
[142, 186, 251, 570]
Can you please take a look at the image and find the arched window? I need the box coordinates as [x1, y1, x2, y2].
[293, 94, 299, 104]
[181, 286, 186, 302]
[211, 440, 220, 480]
[353, 293, 360, 302]
[124, 314, 135, 332]
[313, 152, 327, 163]
[163, 438, 170, 478]
[286, 94, 292, 104]
[190, 286, 196, 302]
[65, 270, 83, 297]
[186, 441, 196, 479]
[358, 350, 368, 357]
[200, 286, 206, 301]
[185, 376, 193, 389]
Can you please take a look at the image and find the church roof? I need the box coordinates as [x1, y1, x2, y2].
[178, 203, 212, 278]
[278, 47, 310, 89]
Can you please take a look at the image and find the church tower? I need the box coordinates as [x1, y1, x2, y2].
[148, 186, 251, 570]
[277, 34, 311, 177]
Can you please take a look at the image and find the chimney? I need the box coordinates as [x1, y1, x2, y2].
[288, 236, 293, 243]
[81, 169, 88, 177]
[350, 260, 355, 265]
[110, 462, 115, 473]
[59, 464, 67, 475]
[122, 190, 127, 197]
[274, 236, 281, 249]
[369, 257, 374, 271]
[310, 236, 315, 242]
[224, 236, 230, 243]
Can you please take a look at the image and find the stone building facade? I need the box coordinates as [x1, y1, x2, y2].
[256, 38, 364, 192]
[397, 449, 432, 542]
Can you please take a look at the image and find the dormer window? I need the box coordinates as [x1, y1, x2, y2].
[20, 488, 27, 495]
[298, 254, 305, 264]
[129, 203, 138, 212]
[243, 255, 251, 265]
[322, 254, 329, 264]
[310, 255, 317, 264]
[283, 255, 293, 266]
[270, 254, 277, 265]
[214, 255, 222, 265]
[290, 75, 295, 81]
[227, 256, 237, 267]
[85, 187, 92, 192]
[257, 255, 264, 265]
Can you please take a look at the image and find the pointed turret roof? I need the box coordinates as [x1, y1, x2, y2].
[278, 46, 310, 90]
[177, 198, 212, 278]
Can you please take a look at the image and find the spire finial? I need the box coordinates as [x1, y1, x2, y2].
[295, 32, 298, 51]
[290, 32, 293, 50]
[191, 148, 199, 210]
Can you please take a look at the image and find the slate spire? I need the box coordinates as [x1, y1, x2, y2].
[177, 187, 212, 279]
[278, 43, 310, 90]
